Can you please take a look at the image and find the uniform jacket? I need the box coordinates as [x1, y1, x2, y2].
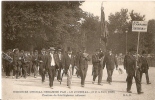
[138, 56, 149, 73]
[92, 54, 100, 69]
[79, 52, 91, 70]
[38, 54, 48, 69]
[124, 54, 136, 75]
[103, 53, 118, 70]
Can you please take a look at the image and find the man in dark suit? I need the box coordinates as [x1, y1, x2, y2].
[79, 47, 90, 87]
[4, 49, 12, 78]
[103, 49, 118, 84]
[12, 48, 21, 79]
[139, 51, 151, 84]
[22, 51, 30, 78]
[92, 49, 100, 84]
[32, 50, 39, 78]
[75, 50, 82, 78]
[46, 47, 58, 89]
[56, 48, 64, 84]
[38, 48, 48, 83]
[63, 47, 75, 88]
[124, 49, 143, 94]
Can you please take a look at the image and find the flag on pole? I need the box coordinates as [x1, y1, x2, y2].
[100, 4, 108, 43]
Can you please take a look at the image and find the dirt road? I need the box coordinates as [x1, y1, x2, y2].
[2, 65, 155, 100]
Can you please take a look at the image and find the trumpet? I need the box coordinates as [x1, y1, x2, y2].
[2, 52, 13, 63]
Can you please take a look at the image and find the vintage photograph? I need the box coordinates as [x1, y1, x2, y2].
[1, 1, 155, 100]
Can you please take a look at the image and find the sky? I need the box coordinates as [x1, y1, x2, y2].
[80, 1, 155, 21]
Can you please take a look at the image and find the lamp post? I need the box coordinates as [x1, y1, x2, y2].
[125, 29, 128, 54]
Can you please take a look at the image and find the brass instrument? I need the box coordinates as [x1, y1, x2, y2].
[2, 52, 13, 63]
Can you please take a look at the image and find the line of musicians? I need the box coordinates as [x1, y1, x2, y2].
[3, 47, 151, 94]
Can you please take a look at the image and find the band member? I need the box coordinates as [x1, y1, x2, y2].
[139, 51, 151, 84]
[46, 47, 57, 89]
[98, 49, 104, 84]
[75, 50, 82, 78]
[92, 49, 103, 85]
[27, 51, 32, 76]
[57, 48, 64, 84]
[32, 50, 39, 78]
[124, 49, 143, 94]
[38, 48, 48, 83]
[4, 49, 12, 78]
[19, 50, 24, 77]
[103, 49, 118, 84]
[79, 47, 90, 87]
[22, 51, 30, 78]
[63, 47, 75, 88]
[12, 48, 21, 79]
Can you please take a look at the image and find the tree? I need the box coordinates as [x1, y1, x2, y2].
[2, 1, 84, 51]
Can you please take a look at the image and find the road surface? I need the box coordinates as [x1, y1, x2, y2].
[2, 65, 155, 100]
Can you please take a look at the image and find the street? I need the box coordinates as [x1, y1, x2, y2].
[2, 65, 155, 100]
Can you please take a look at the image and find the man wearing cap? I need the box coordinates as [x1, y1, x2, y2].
[92, 49, 103, 85]
[4, 49, 12, 78]
[139, 51, 151, 84]
[38, 48, 48, 83]
[124, 49, 143, 94]
[46, 47, 58, 89]
[32, 50, 39, 78]
[63, 47, 75, 88]
[79, 47, 90, 87]
[22, 51, 30, 78]
[12, 48, 21, 79]
[103, 49, 118, 85]
[56, 48, 64, 83]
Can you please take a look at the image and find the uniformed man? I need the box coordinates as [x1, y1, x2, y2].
[12, 48, 21, 79]
[139, 51, 151, 84]
[103, 49, 118, 85]
[124, 49, 144, 94]
[38, 48, 48, 83]
[92, 49, 100, 84]
[22, 51, 30, 78]
[79, 47, 90, 87]
[4, 49, 12, 78]
[57, 48, 64, 84]
[32, 50, 39, 78]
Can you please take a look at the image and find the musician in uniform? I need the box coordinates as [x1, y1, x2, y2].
[56, 48, 64, 84]
[12, 48, 21, 79]
[22, 51, 30, 78]
[92, 49, 103, 85]
[4, 49, 12, 78]
[27, 51, 33, 76]
[124, 49, 143, 94]
[38, 48, 48, 83]
[32, 50, 39, 78]
[103, 49, 118, 84]
[139, 51, 151, 84]
[79, 47, 90, 87]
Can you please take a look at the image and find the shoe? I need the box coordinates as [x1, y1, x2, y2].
[138, 92, 144, 94]
[147, 82, 151, 84]
[6, 76, 8, 78]
[34, 76, 37, 78]
[51, 86, 53, 89]
[81, 85, 85, 87]
[92, 81, 95, 84]
[12, 76, 14, 79]
[98, 83, 103, 86]
[127, 90, 132, 93]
